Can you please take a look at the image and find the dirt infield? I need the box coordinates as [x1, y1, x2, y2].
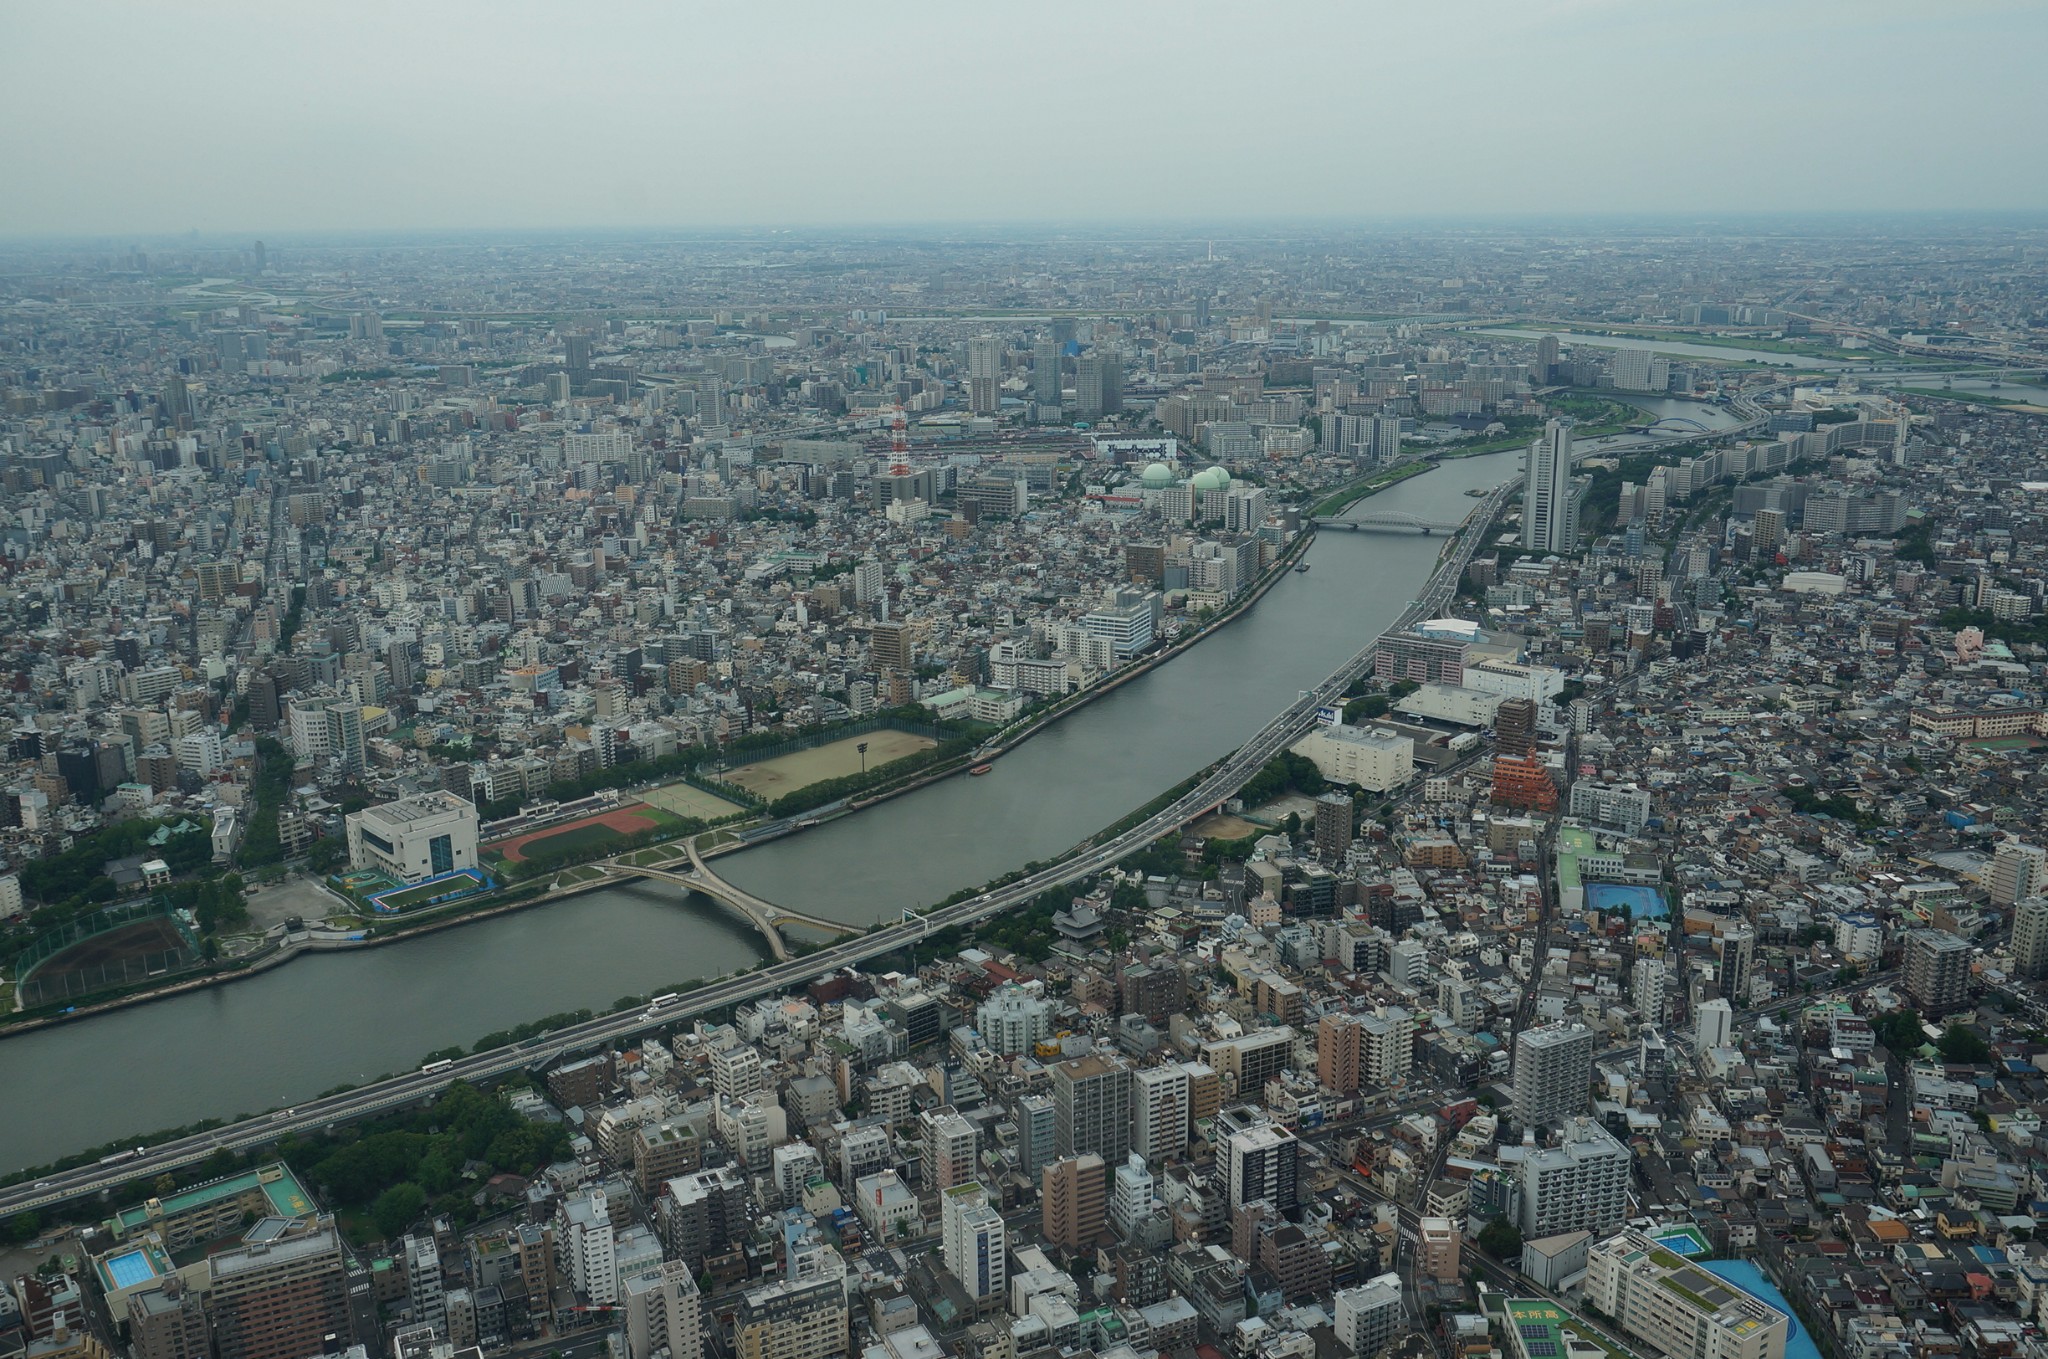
[723, 730, 937, 798]
[639, 781, 743, 820]
[34, 917, 189, 981]
[1191, 814, 1260, 841]
[486, 804, 673, 864]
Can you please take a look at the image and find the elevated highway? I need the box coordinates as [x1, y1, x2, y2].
[0, 483, 1512, 1221]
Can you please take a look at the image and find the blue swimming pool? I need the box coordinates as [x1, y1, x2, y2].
[1700, 1260, 1821, 1359]
[104, 1249, 156, 1290]
[1653, 1227, 1710, 1257]
[1584, 883, 1669, 920]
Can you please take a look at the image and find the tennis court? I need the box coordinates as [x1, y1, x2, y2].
[639, 780, 743, 820]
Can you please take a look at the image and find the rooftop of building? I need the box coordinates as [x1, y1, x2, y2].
[111, 1161, 315, 1235]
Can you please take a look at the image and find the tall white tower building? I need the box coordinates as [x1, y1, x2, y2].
[1522, 418, 1578, 554]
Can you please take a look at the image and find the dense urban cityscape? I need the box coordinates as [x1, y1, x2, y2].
[6, 7, 2048, 1359]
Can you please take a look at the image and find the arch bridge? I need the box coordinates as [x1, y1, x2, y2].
[604, 840, 858, 961]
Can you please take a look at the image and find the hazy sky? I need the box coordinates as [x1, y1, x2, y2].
[3, 0, 2044, 237]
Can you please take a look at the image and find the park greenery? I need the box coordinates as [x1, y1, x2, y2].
[1308, 461, 1434, 517]
[17, 813, 217, 915]
[236, 736, 297, 869]
[1892, 523, 1938, 567]
[1343, 694, 1390, 723]
[277, 1082, 570, 1241]
[925, 887, 1070, 964]
[1478, 1218, 1523, 1258]
[1238, 751, 1327, 807]
[1779, 783, 1883, 831]
[1940, 607, 2048, 651]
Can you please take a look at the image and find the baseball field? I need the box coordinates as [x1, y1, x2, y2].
[722, 730, 937, 798]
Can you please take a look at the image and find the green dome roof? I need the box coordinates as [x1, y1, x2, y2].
[1191, 466, 1231, 492]
[1139, 462, 1176, 489]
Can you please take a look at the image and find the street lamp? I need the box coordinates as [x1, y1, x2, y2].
[857, 741, 868, 775]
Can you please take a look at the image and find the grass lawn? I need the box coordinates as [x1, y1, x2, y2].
[515, 821, 633, 859]
[1896, 387, 2022, 405]
[373, 871, 490, 911]
[1309, 461, 1434, 516]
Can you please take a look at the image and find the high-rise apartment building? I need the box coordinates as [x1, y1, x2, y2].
[1052, 1053, 1132, 1163]
[207, 1217, 354, 1359]
[1132, 1064, 1190, 1163]
[1313, 791, 1354, 864]
[1631, 957, 1668, 1025]
[622, 1261, 703, 1359]
[1990, 841, 2047, 907]
[558, 1187, 619, 1304]
[2014, 897, 2048, 980]
[404, 1234, 444, 1335]
[870, 621, 911, 673]
[940, 1182, 1006, 1304]
[967, 337, 1002, 416]
[125, 1278, 209, 1359]
[1369, 412, 1402, 466]
[1753, 507, 1786, 555]
[1513, 1023, 1593, 1128]
[1494, 697, 1538, 759]
[731, 1275, 847, 1359]
[1015, 1093, 1056, 1176]
[920, 1108, 978, 1192]
[1318, 1013, 1364, 1096]
[1333, 1276, 1404, 1359]
[1694, 997, 1733, 1054]
[977, 986, 1054, 1054]
[1077, 353, 1122, 418]
[1033, 335, 1062, 409]
[1521, 419, 1578, 554]
[1224, 1120, 1300, 1212]
[1517, 1117, 1631, 1240]
[1903, 928, 1972, 1016]
[1716, 925, 1754, 1005]
[708, 1039, 765, 1105]
[1040, 1154, 1107, 1251]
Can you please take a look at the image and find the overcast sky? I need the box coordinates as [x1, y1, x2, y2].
[3, 0, 2043, 237]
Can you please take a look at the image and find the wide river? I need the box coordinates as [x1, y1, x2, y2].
[0, 406, 1735, 1173]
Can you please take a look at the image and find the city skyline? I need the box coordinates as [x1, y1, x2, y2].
[4, 1, 2046, 236]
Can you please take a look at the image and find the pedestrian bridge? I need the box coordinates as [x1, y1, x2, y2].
[1312, 511, 1464, 534]
[610, 841, 858, 961]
